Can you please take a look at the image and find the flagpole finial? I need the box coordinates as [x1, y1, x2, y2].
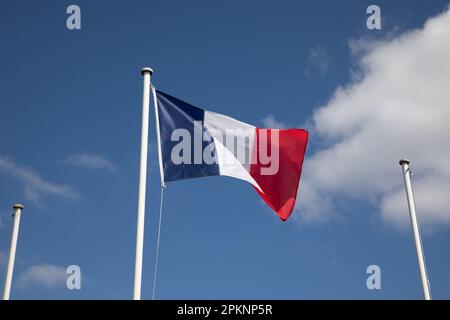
[399, 159, 410, 165]
[13, 204, 24, 210]
[141, 67, 153, 76]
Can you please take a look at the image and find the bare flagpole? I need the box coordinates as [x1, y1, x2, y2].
[2, 204, 24, 300]
[399, 159, 431, 300]
[133, 67, 153, 300]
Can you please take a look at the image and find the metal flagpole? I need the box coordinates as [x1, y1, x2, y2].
[399, 159, 431, 300]
[133, 67, 153, 300]
[2, 204, 24, 300]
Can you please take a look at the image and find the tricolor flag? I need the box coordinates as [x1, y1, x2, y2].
[155, 90, 308, 221]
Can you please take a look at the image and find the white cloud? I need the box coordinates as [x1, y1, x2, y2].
[18, 264, 67, 289]
[297, 7, 450, 229]
[261, 115, 288, 128]
[0, 156, 78, 205]
[65, 153, 116, 171]
[305, 46, 330, 77]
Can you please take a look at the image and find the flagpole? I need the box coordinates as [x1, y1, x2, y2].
[133, 67, 153, 300]
[399, 159, 431, 300]
[2, 204, 24, 300]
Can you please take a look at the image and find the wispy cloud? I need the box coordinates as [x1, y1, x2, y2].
[305, 46, 330, 77]
[261, 115, 289, 129]
[18, 264, 67, 289]
[298, 7, 450, 230]
[65, 153, 116, 171]
[0, 156, 78, 205]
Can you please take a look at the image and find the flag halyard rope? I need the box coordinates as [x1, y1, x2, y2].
[152, 185, 165, 300]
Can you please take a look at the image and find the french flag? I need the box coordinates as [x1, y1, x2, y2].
[155, 90, 308, 221]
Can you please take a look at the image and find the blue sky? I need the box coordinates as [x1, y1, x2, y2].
[1, 0, 450, 299]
